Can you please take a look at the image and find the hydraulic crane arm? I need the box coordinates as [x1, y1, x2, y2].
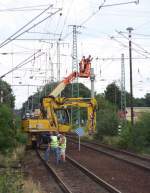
[49, 55, 92, 97]
[49, 71, 78, 97]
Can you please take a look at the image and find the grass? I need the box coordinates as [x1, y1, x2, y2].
[0, 145, 46, 193]
[0, 145, 25, 167]
[23, 179, 46, 193]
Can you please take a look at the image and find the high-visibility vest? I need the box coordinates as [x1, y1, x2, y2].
[31, 135, 36, 141]
[50, 136, 58, 148]
[60, 136, 66, 150]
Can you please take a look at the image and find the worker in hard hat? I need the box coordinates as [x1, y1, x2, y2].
[79, 56, 86, 73]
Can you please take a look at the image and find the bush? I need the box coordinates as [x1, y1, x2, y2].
[14, 115, 27, 144]
[16, 132, 27, 144]
[118, 113, 150, 152]
[95, 109, 119, 140]
[0, 104, 16, 152]
[0, 169, 23, 193]
[117, 122, 134, 150]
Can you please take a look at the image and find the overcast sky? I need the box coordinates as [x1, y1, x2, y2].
[0, 0, 150, 109]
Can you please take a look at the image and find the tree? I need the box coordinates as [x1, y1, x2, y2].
[104, 82, 145, 108]
[145, 93, 150, 106]
[133, 97, 146, 107]
[95, 94, 119, 140]
[22, 82, 91, 114]
[0, 79, 15, 108]
[118, 112, 150, 152]
[0, 104, 15, 152]
[104, 82, 121, 109]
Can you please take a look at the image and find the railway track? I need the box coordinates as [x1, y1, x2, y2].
[67, 135, 150, 171]
[37, 149, 122, 193]
[66, 136, 150, 193]
[23, 150, 64, 193]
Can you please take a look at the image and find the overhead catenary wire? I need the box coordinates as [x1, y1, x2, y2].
[0, 4, 53, 48]
[0, 5, 62, 49]
[80, 0, 106, 26]
[99, 1, 138, 9]
[58, 0, 74, 41]
[0, 50, 44, 78]
[116, 30, 150, 56]
[27, 31, 60, 36]
[0, 4, 50, 12]
[61, 0, 106, 40]
[110, 36, 150, 58]
[61, 0, 138, 40]
[81, 0, 138, 26]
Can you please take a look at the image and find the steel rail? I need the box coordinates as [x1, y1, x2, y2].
[66, 155, 122, 193]
[36, 150, 73, 193]
[68, 134, 150, 162]
[68, 138, 150, 171]
[37, 148, 121, 193]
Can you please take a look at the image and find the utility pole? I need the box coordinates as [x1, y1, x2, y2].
[90, 68, 95, 98]
[126, 27, 134, 125]
[57, 40, 60, 82]
[120, 53, 126, 120]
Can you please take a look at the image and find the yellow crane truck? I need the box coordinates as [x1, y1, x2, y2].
[22, 56, 97, 145]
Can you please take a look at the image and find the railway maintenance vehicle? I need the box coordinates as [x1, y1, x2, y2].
[22, 56, 97, 145]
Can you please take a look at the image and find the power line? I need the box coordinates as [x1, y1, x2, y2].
[0, 5, 62, 49]
[80, 1, 106, 26]
[95, 56, 149, 60]
[27, 31, 61, 36]
[110, 35, 150, 58]
[0, 4, 49, 12]
[0, 4, 53, 48]
[58, 0, 74, 41]
[61, 0, 138, 41]
[116, 30, 150, 56]
[0, 50, 44, 78]
[99, 1, 138, 8]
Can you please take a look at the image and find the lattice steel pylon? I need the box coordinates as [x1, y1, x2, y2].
[57, 41, 60, 82]
[121, 53, 126, 120]
[71, 25, 81, 125]
[71, 25, 79, 96]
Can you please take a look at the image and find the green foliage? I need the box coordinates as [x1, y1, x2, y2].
[0, 169, 23, 193]
[95, 95, 119, 140]
[118, 113, 150, 152]
[134, 113, 150, 145]
[104, 82, 121, 109]
[22, 82, 91, 115]
[0, 104, 15, 152]
[104, 82, 148, 108]
[62, 83, 91, 98]
[16, 133, 27, 144]
[133, 97, 146, 107]
[102, 136, 120, 146]
[15, 118, 27, 144]
[117, 122, 134, 150]
[0, 79, 15, 108]
[145, 93, 150, 106]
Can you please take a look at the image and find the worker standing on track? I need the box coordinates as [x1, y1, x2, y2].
[59, 133, 67, 162]
[51, 131, 60, 164]
[45, 131, 60, 164]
